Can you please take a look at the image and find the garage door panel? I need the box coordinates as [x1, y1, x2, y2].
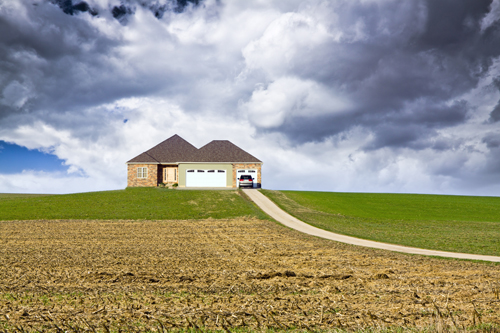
[186, 169, 226, 187]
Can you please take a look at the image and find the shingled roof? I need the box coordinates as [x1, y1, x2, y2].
[192, 140, 261, 163]
[127, 134, 198, 163]
[127, 135, 262, 163]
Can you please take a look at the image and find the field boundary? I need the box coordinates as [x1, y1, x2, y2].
[243, 189, 500, 262]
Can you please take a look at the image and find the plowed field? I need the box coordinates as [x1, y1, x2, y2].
[1, 218, 499, 332]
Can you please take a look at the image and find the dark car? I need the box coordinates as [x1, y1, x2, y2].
[238, 175, 254, 188]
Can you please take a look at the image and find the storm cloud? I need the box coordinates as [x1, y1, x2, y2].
[1, 0, 500, 194]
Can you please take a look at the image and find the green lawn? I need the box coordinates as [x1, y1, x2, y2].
[0, 188, 267, 221]
[261, 190, 500, 256]
[0, 193, 50, 199]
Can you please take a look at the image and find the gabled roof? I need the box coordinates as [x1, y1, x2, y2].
[127, 134, 198, 163]
[127, 135, 262, 164]
[192, 140, 261, 163]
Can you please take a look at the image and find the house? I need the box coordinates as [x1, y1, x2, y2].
[126, 134, 262, 188]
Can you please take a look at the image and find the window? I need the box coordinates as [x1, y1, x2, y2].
[174, 169, 177, 181]
[137, 167, 148, 179]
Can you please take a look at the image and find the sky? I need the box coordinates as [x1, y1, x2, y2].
[1, 0, 500, 195]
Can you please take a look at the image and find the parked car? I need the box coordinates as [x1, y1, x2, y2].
[238, 175, 254, 188]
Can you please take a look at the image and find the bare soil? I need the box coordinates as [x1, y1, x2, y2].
[1, 218, 499, 332]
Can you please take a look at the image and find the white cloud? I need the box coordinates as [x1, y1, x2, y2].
[240, 77, 351, 128]
[242, 11, 332, 79]
[0, 170, 112, 194]
[481, 0, 500, 32]
[0, 96, 259, 192]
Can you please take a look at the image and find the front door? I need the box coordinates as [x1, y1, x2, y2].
[164, 168, 177, 183]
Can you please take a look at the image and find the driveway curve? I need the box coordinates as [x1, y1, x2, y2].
[243, 189, 500, 262]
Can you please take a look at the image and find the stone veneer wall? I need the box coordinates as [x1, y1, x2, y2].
[127, 164, 159, 187]
[232, 163, 262, 188]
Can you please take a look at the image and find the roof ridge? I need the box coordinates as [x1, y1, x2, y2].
[147, 134, 196, 150]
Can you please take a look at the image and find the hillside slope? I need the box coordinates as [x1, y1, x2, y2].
[261, 190, 500, 256]
[0, 188, 267, 220]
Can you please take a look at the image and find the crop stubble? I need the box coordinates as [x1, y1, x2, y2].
[0, 218, 499, 331]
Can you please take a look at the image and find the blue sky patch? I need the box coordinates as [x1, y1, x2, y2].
[0, 141, 69, 174]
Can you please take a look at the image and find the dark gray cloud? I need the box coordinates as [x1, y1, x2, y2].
[489, 79, 500, 122]
[0, 1, 118, 119]
[248, 0, 500, 152]
[51, 0, 200, 18]
[489, 101, 500, 122]
[483, 132, 500, 148]
[51, 0, 98, 16]
[0, 0, 217, 135]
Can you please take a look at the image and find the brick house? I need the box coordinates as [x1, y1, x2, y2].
[126, 134, 262, 188]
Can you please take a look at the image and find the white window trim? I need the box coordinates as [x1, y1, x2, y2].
[137, 167, 148, 179]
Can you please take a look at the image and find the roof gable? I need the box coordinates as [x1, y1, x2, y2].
[127, 134, 198, 163]
[192, 140, 262, 163]
[127, 135, 262, 164]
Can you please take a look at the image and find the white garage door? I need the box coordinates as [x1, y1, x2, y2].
[186, 169, 227, 187]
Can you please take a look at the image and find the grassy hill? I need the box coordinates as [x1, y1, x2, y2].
[0, 188, 267, 221]
[261, 190, 500, 256]
[3, 187, 499, 256]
